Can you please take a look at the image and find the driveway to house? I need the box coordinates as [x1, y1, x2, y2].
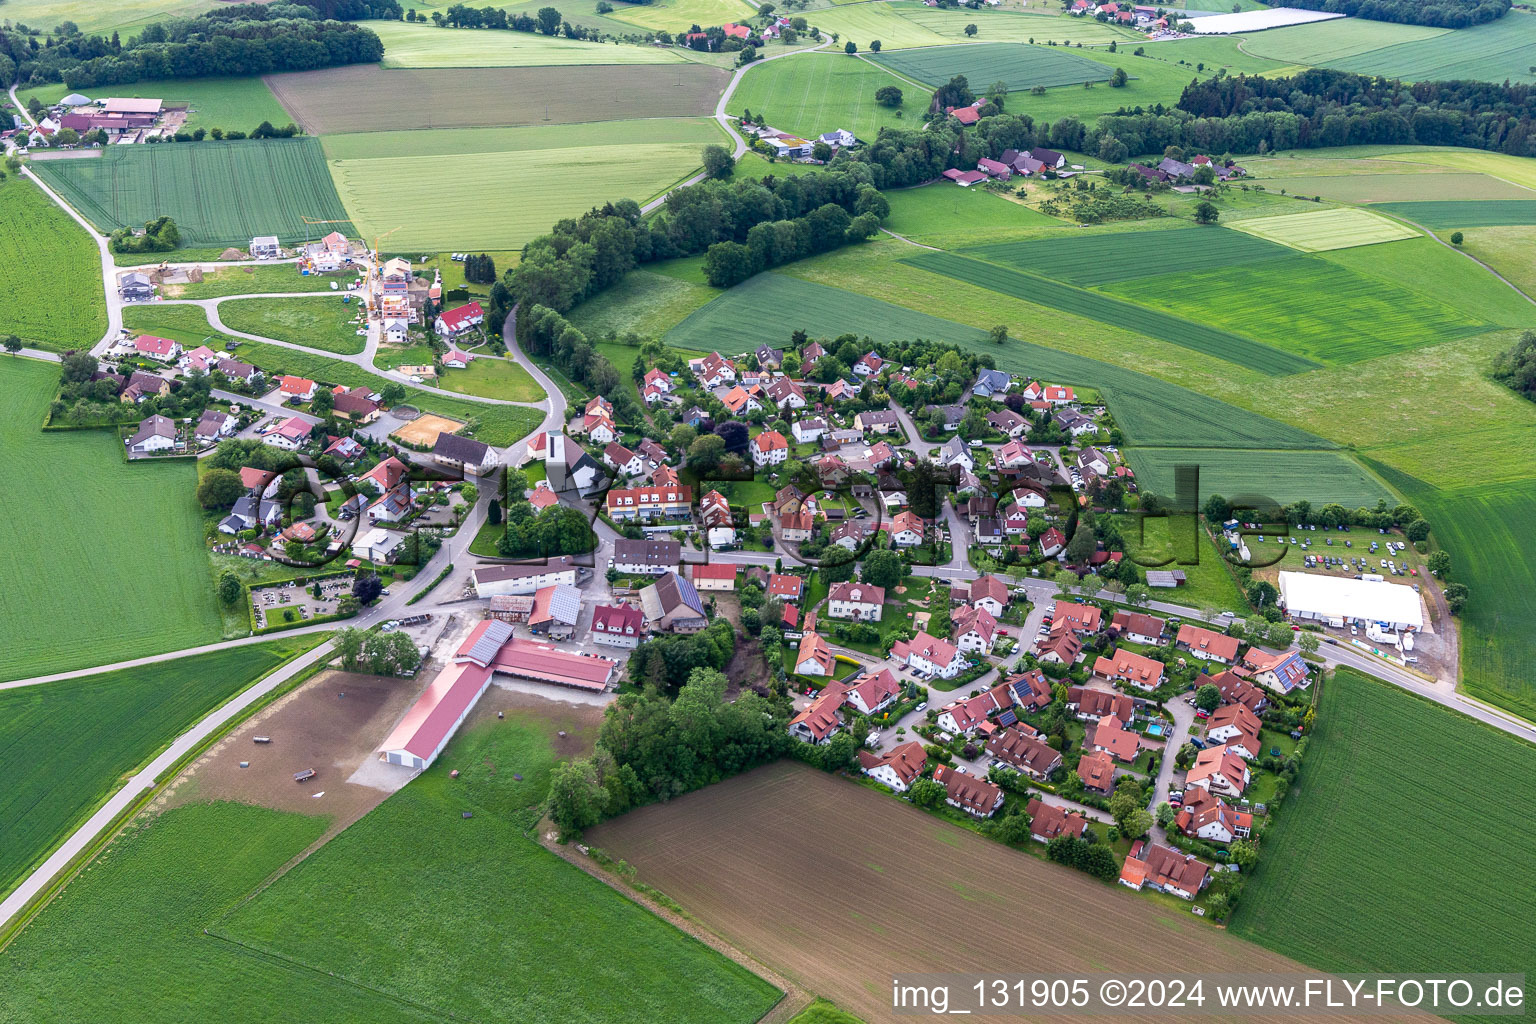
[1147, 694, 1195, 843]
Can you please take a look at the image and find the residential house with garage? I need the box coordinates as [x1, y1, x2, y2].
[855, 409, 899, 434]
[1209, 669, 1270, 713]
[933, 765, 1004, 818]
[972, 367, 1013, 397]
[1186, 746, 1250, 799]
[853, 351, 884, 377]
[986, 408, 1029, 437]
[1092, 647, 1165, 692]
[1003, 669, 1053, 712]
[434, 300, 485, 339]
[1077, 750, 1117, 795]
[788, 689, 843, 745]
[278, 376, 317, 402]
[1110, 611, 1166, 646]
[1175, 789, 1252, 845]
[987, 727, 1062, 781]
[795, 631, 835, 676]
[1177, 623, 1240, 665]
[937, 690, 1002, 736]
[892, 631, 967, 679]
[793, 417, 828, 444]
[1204, 703, 1263, 760]
[193, 408, 236, 444]
[1026, 799, 1087, 843]
[690, 351, 736, 388]
[1241, 647, 1310, 693]
[262, 416, 315, 451]
[858, 741, 926, 793]
[126, 414, 177, 455]
[134, 335, 181, 363]
[1119, 841, 1210, 900]
[938, 435, 974, 474]
[766, 377, 806, 410]
[837, 668, 902, 715]
[121, 370, 170, 404]
[953, 604, 998, 655]
[889, 510, 926, 547]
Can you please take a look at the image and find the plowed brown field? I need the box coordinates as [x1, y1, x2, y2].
[587, 761, 1428, 1024]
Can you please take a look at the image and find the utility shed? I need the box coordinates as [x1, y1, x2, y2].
[1278, 571, 1423, 631]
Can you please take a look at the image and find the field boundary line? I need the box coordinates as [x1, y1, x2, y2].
[540, 831, 809, 1023]
[1371, 209, 1536, 309]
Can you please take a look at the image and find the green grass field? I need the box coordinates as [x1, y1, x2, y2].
[1452, 225, 1536, 299]
[0, 637, 321, 901]
[437, 357, 545, 403]
[1368, 199, 1536, 229]
[1246, 9, 1536, 84]
[1250, 171, 1533, 203]
[0, 358, 222, 682]
[1239, 16, 1446, 65]
[0, 0, 215, 36]
[1314, 235, 1536, 326]
[1108, 254, 1496, 365]
[167, 263, 354, 299]
[328, 119, 720, 250]
[1232, 669, 1536, 1002]
[728, 52, 928, 144]
[1228, 207, 1418, 251]
[798, 4, 955, 48]
[217, 713, 782, 1023]
[905, 250, 1319, 374]
[215, 295, 367, 356]
[30, 138, 355, 247]
[121, 306, 542, 447]
[0, 178, 107, 352]
[1113, 513, 1248, 614]
[873, 41, 1116, 91]
[786, 1001, 866, 1024]
[16, 76, 291, 134]
[882, 184, 1065, 248]
[320, 118, 719, 160]
[371, 19, 689, 67]
[568, 267, 723, 339]
[891, 2, 1140, 44]
[605, 0, 757, 31]
[966, 224, 1292, 285]
[1125, 447, 1391, 506]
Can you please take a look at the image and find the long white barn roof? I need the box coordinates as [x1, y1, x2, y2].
[1278, 571, 1423, 628]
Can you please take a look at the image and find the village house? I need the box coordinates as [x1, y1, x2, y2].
[1209, 669, 1270, 713]
[443, 348, 474, 370]
[434, 300, 485, 339]
[605, 483, 693, 522]
[1025, 799, 1087, 843]
[766, 377, 806, 410]
[1034, 626, 1082, 666]
[357, 455, 409, 495]
[432, 433, 498, 475]
[953, 604, 998, 655]
[1186, 746, 1251, 799]
[261, 416, 314, 452]
[472, 557, 579, 598]
[780, 512, 813, 542]
[936, 691, 1001, 736]
[1092, 647, 1165, 692]
[853, 351, 884, 377]
[367, 483, 414, 524]
[795, 631, 835, 676]
[987, 727, 1062, 781]
[193, 408, 236, 444]
[855, 409, 900, 434]
[889, 510, 926, 547]
[1077, 750, 1117, 795]
[964, 575, 1010, 616]
[938, 435, 974, 474]
[591, 603, 645, 649]
[278, 376, 317, 402]
[858, 741, 926, 793]
[217, 358, 258, 385]
[583, 414, 617, 445]
[219, 493, 283, 534]
[353, 527, 406, 565]
[792, 417, 828, 444]
[1110, 610, 1166, 646]
[986, 408, 1029, 437]
[331, 386, 381, 424]
[603, 442, 646, 478]
[134, 335, 181, 363]
[613, 538, 682, 576]
[1066, 686, 1135, 725]
[977, 157, 1012, 180]
[690, 351, 736, 388]
[788, 689, 843, 745]
[827, 581, 884, 621]
[933, 765, 1004, 818]
[1119, 841, 1210, 900]
[994, 440, 1033, 471]
[1241, 647, 1310, 693]
[838, 668, 902, 716]
[1004, 669, 1053, 712]
[973, 368, 1012, 397]
[1085, 714, 1141, 764]
[126, 414, 177, 455]
[639, 572, 707, 633]
[1204, 703, 1263, 760]
[119, 272, 154, 301]
[768, 573, 804, 602]
[752, 430, 789, 467]
[689, 563, 737, 592]
[1175, 788, 1252, 844]
[892, 631, 966, 679]
[1177, 623, 1240, 664]
[927, 403, 966, 431]
[830, 519, 870, 552]
[1056, 408, 1098, 437]
[1053, 601, 1104, 635]
[755, 344, 784, 370]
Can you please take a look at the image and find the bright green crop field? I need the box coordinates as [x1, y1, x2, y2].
[891, 2, 1139, 44]
[905, 251, 1319, 374]
[799, 4, 954, 48]
[604, 0, 757, 31]
[1247, 9, 1536, 84]
[966, 224, 1292, 285]
[216, 295, 368, 356]
[0, 358, 222, 682]
[0, 179, 107, 352]
[15, 76, 291, 134]
[0, 637, 322, 901]
[1125, 447, 1390, 507]
[30, 138, 354, 247]
[1232, 669, 1536, 1001]
[883, 185, 1064, 248]
[1228, 207, 1418, 251]
[1239, 16, 1446, 65]
[217, 713, 782, 1024]
[1368, 199, 1536, 229]
[1249, 172, 1533, 203]
[873, 41, 1116, 91]
[371, 19, 689, 67]
[1108, 254, 1496, 365]
[729, 52, 928, 144]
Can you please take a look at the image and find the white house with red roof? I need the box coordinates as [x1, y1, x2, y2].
[969, 575, 1010, 615]
[581, 414, 617, 444]
[643, 368, 673, 395]
[691, 351, 736, 387]
[528, 482, 559, 510]
[721, 385, 762, 416]
[788, 690, 843, 745]
[766, 377, 806, 410]
[1204, 703, 1263, 760]
[603, 441, 645, 477]
[1186, 746, 1250, 798]
[1039, 527, 1066, 558]
[591, 603, 645, 649]
[892, 631, 966, 679]
[752, 430, 789, 467]
[953, 604, 998, 654]
[261, 416, 314, 451]
[181, 345, 220, 373]
[839, 668, 902, 715]
[442, 347, 474, 369]
[278, 375, 317, 402]
[853, 351, 884, 377]
[827, 581, 884, 621]
[434, 301, 485, 338]
[1041, 384, 1075, 405]
[134, 335, 181, 362]
[795, 632, 835, 676]
[357, 455, 410, 495]
[858, 741, 926, 793]
[936, 690, 1002, 735]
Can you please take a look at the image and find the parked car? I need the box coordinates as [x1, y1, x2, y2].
[915, 702, 928, 713]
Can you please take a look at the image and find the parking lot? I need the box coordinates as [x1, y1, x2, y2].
[250, 576, 353, 629]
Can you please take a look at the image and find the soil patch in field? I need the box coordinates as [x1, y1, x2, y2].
[266, 65, 728, 134]
[587, 761, 1423, 1024]
[390, 412, 465, 447]
[164, 670, 421, 834]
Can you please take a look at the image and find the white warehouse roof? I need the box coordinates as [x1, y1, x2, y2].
[1278, 571, 1423, 629]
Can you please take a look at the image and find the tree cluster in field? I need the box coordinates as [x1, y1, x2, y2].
[410, 4, 600, 42]
[1045, 832, 1119, 880]
[109, 216, 179, 254]
[626, 618, 737, 691]
[511, 304, 642, 423]
[1087, 69, 1536, 161]
[0, 8, 383, 90]
[332, 624, 422, 676]
[700, 183, 889, 287]
[48, 350, 210, 425]
[461, 253, 497, 285]
[546, 667, 788, 836]
[493, 467, 596, 557]
[1255, 0, 1507, 29]
[1493, 329, 1536, 402]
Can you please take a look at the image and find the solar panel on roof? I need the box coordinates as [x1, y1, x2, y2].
[464, 620, 514, 665]
[998, 709, 1018, 727]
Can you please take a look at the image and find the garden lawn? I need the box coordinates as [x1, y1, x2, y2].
[0, 178, 107, 352]
[217, 713, 781, 1023]
[874, 42, 1117, 91]
[328, 121, 721, 250]
[0, 637, 322, 901]
[167, 263, 352, 299]
[1106, 253, 1496, 365]
[1124, 447, 1392, 507]
[30, 138, 354, 248]
[1367, 199, 1536, 229]
[1231, 669, 1536, 1008]
[883, 184, 1065, 248]
[437, 357, 544, 403]
[729, 52, 928, 144]
[0, 358, 222, 682]
[17, 76, 291, 134]
[215, 295, 367, 356]
[370, 19, 689, 67]
[121, 307, 542, 448]
[1227, 207, 1418, 251]
[905, 251, 1318, 375]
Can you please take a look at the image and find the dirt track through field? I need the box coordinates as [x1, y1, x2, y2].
[587, 761, 1432, 1024]
[266, 65, 729, 134]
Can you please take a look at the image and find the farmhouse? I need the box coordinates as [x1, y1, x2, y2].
[613, 538, 681, 576]
[1092, 648, 1165, 692]
[126, 414, 177, 454]
[858, 741, 926, 793]
[639, 572, 707, 633]
[528, 584, 582, 640]
[473, 557, 578, 597]
[1176, 623, 1240, 664]
[1025, 799, 1087, 843]
[591, 603, 645, 648]
[827, 582, 884, 621]
[431, 433, 498, 475]
[1119, 841, 1210, 900]
[1277, 571, 1423, 631]
[986, 727, 1062, 780]
[933, 764, 1004, 818]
